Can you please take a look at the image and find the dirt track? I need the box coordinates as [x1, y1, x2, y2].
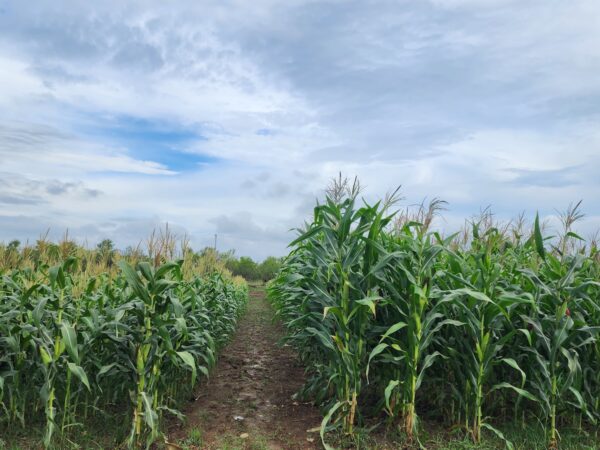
[168, 287, 322, 449]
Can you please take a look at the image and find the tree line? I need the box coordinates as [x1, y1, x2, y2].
[223, 254, 282, 282]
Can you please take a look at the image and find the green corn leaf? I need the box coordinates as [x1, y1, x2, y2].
[198, 365, 209, 377]
[534, 213, 546, 259]
[491, 382, 538, 403]
[320, 401, 344, 450]
[380, 321, 408, 342]
[501, 358, 527, 386]
[39, 345, 52, 366]
[118, 261, 150, 303]
[176, 350, 197, 385]
[141, 391, 158, 432]
[155, 261, 179, 279]
[61, 321, 79, 364]
[49, 265, 65, 289]
[67, 363, 91, 391]
[32, 297, 48, 327]
[384, 380, 400, 414]
[289, 225, 324, 248]
[355, 296, 381, 316]
[481, 423, 514, 450]
[96, 363, 118, 386]
[306, 327, 335, 351]
[565, 231, 584, 241]
[367, 343, 388, 381]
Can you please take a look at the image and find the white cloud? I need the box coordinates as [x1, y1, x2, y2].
[0, 1, 599, 258]
[0, 122, 175, 176]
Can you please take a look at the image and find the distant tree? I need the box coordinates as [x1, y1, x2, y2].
[236, 256, 260, 280]
[96, 239, 115, 266]
[8, 240, 20, 250]
[258, 256, 281, 281]
[97, 239, 114, 253]
[224, 254, 281, 281]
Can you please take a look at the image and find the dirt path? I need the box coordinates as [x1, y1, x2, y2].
[168, 287, 322, 450]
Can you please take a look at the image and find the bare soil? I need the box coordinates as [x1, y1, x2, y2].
[168, 287, 322, 450]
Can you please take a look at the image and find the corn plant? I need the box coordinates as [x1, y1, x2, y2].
[269, 189, 600, 449]
[269, 194, 394, 448]
[438, 225, 537, 444]
[368, 222, 463, 442]
[0, 254, 247, 449]
[517, 221, 600, 448]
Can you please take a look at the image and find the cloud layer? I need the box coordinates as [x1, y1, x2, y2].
[1, 0, 599, 259]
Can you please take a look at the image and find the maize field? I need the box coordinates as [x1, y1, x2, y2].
[268, 191, 600, 449]
[0, 246, 247, 448]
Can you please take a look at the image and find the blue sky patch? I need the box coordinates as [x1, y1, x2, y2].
[256, 128, 275, 136]
[79, 115, 218, 172]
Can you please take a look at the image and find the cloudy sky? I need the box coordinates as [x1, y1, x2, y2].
[1, 0, 599, 259]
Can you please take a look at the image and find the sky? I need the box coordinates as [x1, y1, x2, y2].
[1, 0, 599, 260]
